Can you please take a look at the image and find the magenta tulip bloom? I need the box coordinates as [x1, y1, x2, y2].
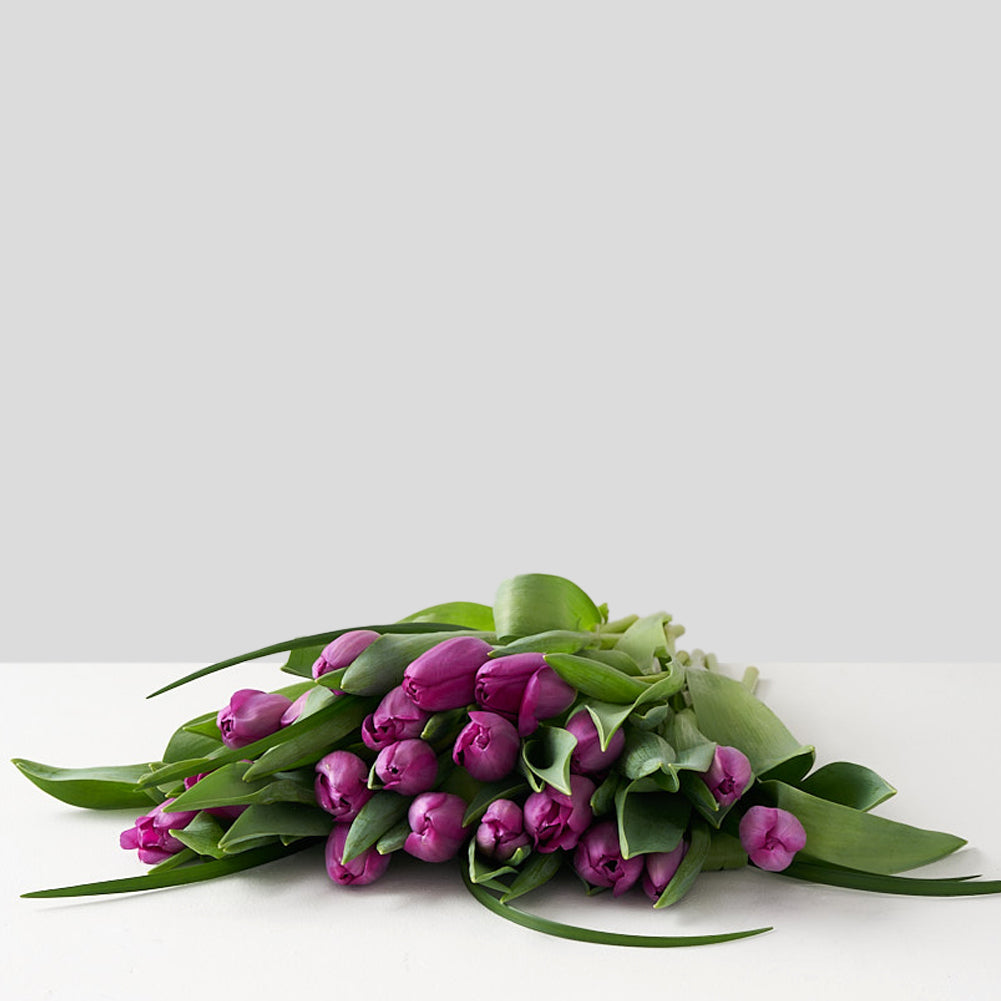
[739, 805, 807, 871]
[452, 711, 520, 781]
[361, 685, 430, 751]
[404, 791, 468, 863]
[403, 636, 493, 710]
[120, 799, 198, 865]
[700, 745, 753, 807]
[641, 841, 689, 901]
[324, 823, 391, 886]
[574, 821, 644, 897]
[475, 799, 531, 862]
[217, 689, 293, 749]
[566, 710, 625, 774]
[280, 691, 310, 727]
[315, 750, 374, 821]
[374, 739, 438, 795]
[312, 630, 380, 680]
[182, 772, 247, 821]
[474, 653, 575, 736]
[516, 664, 576, 736]
[523, 775, 595, 853]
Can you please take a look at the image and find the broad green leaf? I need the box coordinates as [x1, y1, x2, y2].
[762, 780, 967, 874]
[21, 840, 319, 898]
[146, 622, 476, 698]
[545, 653, 646, 704]
[467, 838, 526, 885]
[615, 613, 672, 673]
[376, 818, 411, 855]
[172, 813, 228, 859]
[494, 574, 603, 641]
[590, 772, 619, 817]
[500, 851, 562, 903]
[583, 701, 635, 752]
[182, 716, 224, 739]
[633, 663, 687, 704]
[679, 772, 722, 820]
[163, 721, 222, 763]
[12, 759, 162, 810]
[342, 792, 410, 863]
[798, 761, 896, 812]
[520, 726, 577, 796]
[463, 778, 530, 827]
[615, 783, 690, 859]
[489, 630, 600, 659]
[654, 820, 712, 908]
[620, 728, 676, 780]
[703, 831, 747, 870]
[687, 668, 815, 781]
[341, 631, 492, 697]
[314, 666, 348, 691]
[166, 762, 315, 812]
[463, 868, 771, 947]
[148, 847, 198, 874]
[578, 648, 645, 676]
[778, 860, 1001, 897]
[399, 602, 496, 631]
[271, 680, 318, 701]
[218, 804, 333, 853]
[280, 644, 325, 678]
[421, 708, 469, 746]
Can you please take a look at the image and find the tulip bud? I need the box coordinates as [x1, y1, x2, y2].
[452, 711, 520, 782]
[641, 841, 688, 901]
[312, 630, 381, 680]
[699, 745, 753, 806]
[516, 663, 576, 736]
[361, 685, 430, 751]
[402, 636, 492, 711]
[404, 791, 468, 863]
[573, 820, 644, 896]
[475, 799, 530, 862]
[566, 710, 625, 774]
[216, 689, 293, 749]
[474, 654, 576, 736]
[182, 772, 247, 821]
[315, 750, 374, 821]
[523, 775, 595, 853]
[120, 798, 198, 865]
[280, 691, 310, 727]
[325, 822, 391, 886]
[374, 739, 438, 795]
[738, 805, 807, 872]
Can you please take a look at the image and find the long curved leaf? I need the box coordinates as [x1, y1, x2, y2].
[12, 759, 161, 810]
[494, 574, 603, 641]
[777, 860, 1001, 896]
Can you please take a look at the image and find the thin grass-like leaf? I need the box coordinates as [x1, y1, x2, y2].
[777, 860, 1001, 896]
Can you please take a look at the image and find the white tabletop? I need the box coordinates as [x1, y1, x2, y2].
[3, 662, 1000, 1000]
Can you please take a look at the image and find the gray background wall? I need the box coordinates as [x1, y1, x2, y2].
[2, 3, 998, 664]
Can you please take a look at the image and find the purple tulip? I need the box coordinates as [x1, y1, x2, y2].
[403, 636, 493, 711]
[574, 821, 644, 897]
[641, 841, 689, 901]
[475, 799, 530, 862]
[700, 745, 753, 807]
[182, 772, 247, 821]
[312, 630, 381, 680]
[325, 822, 391, 886]
[315, 750, 374, 820]
[474, 654, 576, 736]
[523, 775, 595, 853]
[120, 798, 198, 865]
[739, 805, 807, 872]
[566, 710, 626, 774]
[404, 791, 468, 863]
[280, 691, 310, 727]
[217, 689, 293, 749]
[361, 685, 430, 751]
[374, 739, 438, 795]
[452, 711, 520, 782]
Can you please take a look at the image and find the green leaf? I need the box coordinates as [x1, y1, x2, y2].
[620, 728, 676, 780]
[798, 761, 896, 812]
[146, 622, 477, 698]
[341, 631, 492, 697]
[519, 726, 577, 796]
[148, 847, 198, 874]
[590, 772, 619, 817]
[463, 867, 771, 947]
[545, 653, 646, 704]
[761, 780, 967, 874]
[342, 792, 410, 863]
[399, 602, 496, 632]
[218, 804, 334, 853]
[615, 783, 690, 859]
[583, 702, 636, 752]
[468, 838, 522, 885]
[490, 630, 601, 658]
[615, 613, 673, 673]
[493, 574, 603, 641]
[182, 716, 224, 739]
[462, 778, 530, 827]
[166, 762, 316, 812]
[172, 813, 228, 859]
[778, 860, 1001, 897]
[421, 708, 470, 746]
[376, 818, 411, 855]
[21, 840, 319, 898]
[163, 716, 222, 763]
[11, 759, 162, 810]
[687, 668, 815, 781]
[279, 645, 325, 678]
[703, 831, 747, 871]
[578, 648, 645, 676]
[500, 851, 562, 903]
[654, 820, 712, 908]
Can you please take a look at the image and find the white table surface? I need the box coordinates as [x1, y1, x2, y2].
[3, 662, 1000, 1000]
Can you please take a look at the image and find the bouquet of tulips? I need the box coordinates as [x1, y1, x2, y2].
[14, 574, 1001, 947]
